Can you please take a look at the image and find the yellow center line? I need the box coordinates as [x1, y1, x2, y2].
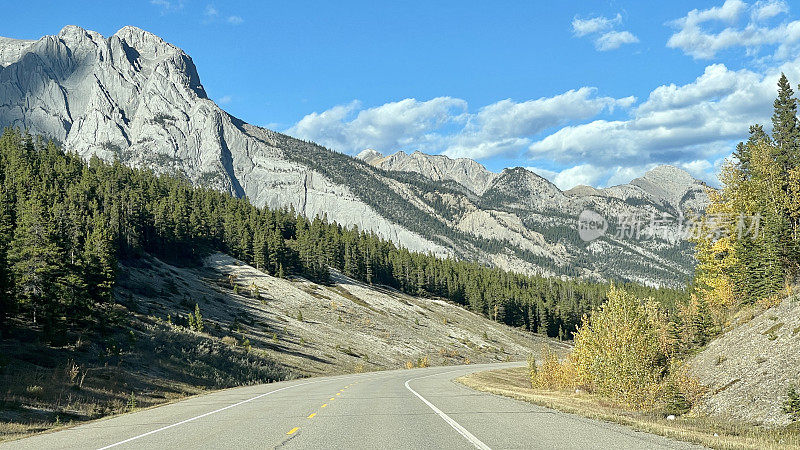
[307, 412, 317, 419]
[321, 403, 328, 408]
[329, 397, 335, 401]
[286, 427, 299, 435]
[336, 392, 341, 396]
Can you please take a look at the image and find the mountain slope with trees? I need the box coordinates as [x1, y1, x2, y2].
[0, 25, 708, 287]
[0, 129, 682, 340]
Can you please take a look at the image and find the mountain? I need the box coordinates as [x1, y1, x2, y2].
[362, 150, 499, 195]
[0, 25, 708, 287]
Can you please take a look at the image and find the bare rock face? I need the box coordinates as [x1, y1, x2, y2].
[0, 25, 709, 286]
[365, 150, 498, 195]
[602, 165, 710, 214]
[0, 25, 445, 256]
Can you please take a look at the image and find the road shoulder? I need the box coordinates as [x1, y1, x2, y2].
[456, 366, 800, 449]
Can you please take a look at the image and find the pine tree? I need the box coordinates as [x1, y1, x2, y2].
[253, 229, 267, 271]
[83, 210, 116, 311]
[772, 73, 800, 173]
[9, 196, 64, 326]
[785, 384, 800, 421]
[0, 187, 14, 326]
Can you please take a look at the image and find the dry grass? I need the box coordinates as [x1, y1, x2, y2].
[457, 367, 800, 450]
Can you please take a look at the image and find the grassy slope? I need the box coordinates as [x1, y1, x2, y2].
[0, 252, 561, 441]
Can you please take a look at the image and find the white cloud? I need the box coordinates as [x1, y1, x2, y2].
[204, 4, 218, 17]
[444, 88, 634, 159]
[667, 0, 800, 60]
[553, 164, 605, 189]
[752, 0, 789, 21]
[217, 95, 232, 105]
[527, 164, 639, 190]
[287, 98, 468, 154]
[227, 15, 244, 24]
[528, 58, 800, 173]
[286, 89, 634, 159]
[595, 31, 640, 51]
[572, 14, 621, 37]
[572, 13, 639, 51]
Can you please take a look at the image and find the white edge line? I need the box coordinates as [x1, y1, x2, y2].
[404, 371, 492, 450]
[98, 378, 330, 449]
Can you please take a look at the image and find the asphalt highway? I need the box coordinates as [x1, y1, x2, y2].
[3, 362, 702, 449]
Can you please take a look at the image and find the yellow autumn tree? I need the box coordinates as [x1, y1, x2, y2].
[570, 285, 671, 409]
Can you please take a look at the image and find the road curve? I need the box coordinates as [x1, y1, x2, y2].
[3, 362, 701, 449]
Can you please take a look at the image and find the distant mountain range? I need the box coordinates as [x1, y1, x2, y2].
[0, 25, 709, 286]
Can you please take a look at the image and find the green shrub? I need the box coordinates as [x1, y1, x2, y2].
[126, 392, 137, 411]
[188, 304, 204, 332]
[784, 385, 800, 421]
[664, 382, 691, 416]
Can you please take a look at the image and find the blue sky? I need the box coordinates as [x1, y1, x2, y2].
[4, 0, 800, 188]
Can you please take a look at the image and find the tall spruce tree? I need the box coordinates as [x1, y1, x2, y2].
[9, 195, 64, 326]
[772, 73, 800, 173]
[0, 186, 14, 326]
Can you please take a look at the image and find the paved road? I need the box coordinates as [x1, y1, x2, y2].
[3, 362, 701, 449]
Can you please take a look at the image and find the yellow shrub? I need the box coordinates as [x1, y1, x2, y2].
[530, 345, 577, 390]
[570, 285, 671, 409]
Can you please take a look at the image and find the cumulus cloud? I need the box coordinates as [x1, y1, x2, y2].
[287, 98, 468, 154]
[527, 164, 648, 190]
[287, 89, 634, 159]
[286, 55, 792, 189]
[572, 13, 639, 51]
[528, 58, 800, 178]
[667, 0, 800, 60]
[752, 0, 789, 21]
[552, 164, 605, 189]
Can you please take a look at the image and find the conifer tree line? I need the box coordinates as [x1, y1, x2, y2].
[694, 73, 800, 311]
[0, 128, 681, 338]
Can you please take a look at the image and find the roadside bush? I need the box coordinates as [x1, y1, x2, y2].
[530, 345, 576, 390]
[527, 353, 537, 380]
[570, 285, 672, 410]
[417, 355, 429, 368]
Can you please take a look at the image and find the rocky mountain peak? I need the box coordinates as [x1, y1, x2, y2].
[598, 164, 709, 213]
[367, 150, 497, 195]
[356, 148, 385, 164]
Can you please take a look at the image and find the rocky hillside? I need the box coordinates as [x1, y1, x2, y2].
[120, 252, 561, 374]
[688, 296, 800, 426]
[0, 25, 709, 286]
[1, 250, 560, 439]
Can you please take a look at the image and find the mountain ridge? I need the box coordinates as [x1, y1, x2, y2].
[0, 25, 708, 286]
